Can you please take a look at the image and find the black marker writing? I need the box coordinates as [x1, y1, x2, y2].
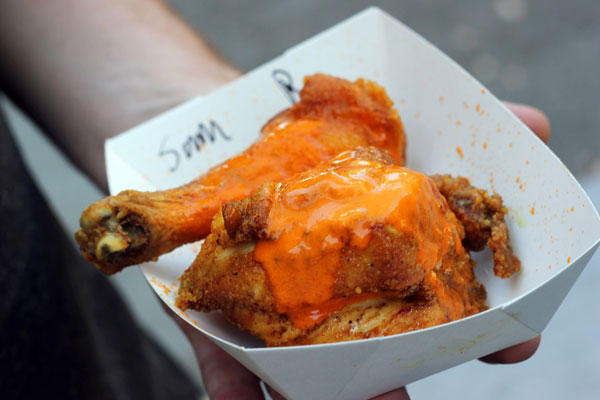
[183, 120, 232, 157]
[272, 69, 299, 104]
[158, 120, 231, 173]
[159, 136, 180, 172]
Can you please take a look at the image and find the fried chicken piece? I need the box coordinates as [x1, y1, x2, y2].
[76, 74, 406, 274]
[212, 248, 486, 346]
[430, 174, 521, 278]
[176, 148, 507, 347]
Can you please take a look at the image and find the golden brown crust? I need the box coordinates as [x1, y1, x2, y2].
[430, 174, 521, 278]
[176, 211, 275, 313]
[220, 184, 276, 244]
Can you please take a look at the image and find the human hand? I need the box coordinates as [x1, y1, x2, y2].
[173, 101, 550, 400]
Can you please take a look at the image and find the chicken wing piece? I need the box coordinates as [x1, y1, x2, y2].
[76, 74, 406, 274]
[176, 148, 506, 346]
[430, 174, 521, 278]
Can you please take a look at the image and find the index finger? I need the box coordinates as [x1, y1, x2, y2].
[503, 102, 551, 143]
[480, 335, 541, 364]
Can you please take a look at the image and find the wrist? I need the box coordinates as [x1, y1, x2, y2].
[123, 63, 242, 130]
[0, 0, 242, 190]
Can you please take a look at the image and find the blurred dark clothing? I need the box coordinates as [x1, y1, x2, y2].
[0, 112, 198, 399]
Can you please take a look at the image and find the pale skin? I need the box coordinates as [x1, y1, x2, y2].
[0, 1, 549, 399]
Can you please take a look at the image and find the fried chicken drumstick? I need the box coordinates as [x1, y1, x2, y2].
[176, 148, 520, 346]
[76, 74, 406, 274]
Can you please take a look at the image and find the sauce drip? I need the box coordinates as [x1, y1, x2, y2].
[254, 151, 456, 329]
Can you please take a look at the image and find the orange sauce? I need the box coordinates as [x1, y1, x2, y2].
[287, 293, 382, 329]
[254, 151, 457, 329]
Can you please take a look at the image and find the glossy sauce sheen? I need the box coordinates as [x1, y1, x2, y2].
[254, 152, 457, 329]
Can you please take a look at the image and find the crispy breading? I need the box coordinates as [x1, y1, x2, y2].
[177, 204, 485, 346]
[176, 149, 503, 347]
[430, 174, 521, 278]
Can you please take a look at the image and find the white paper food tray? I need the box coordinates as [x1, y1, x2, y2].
[104, 7, 600, 400]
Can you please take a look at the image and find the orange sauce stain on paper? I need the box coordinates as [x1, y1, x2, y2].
[151, 278, 171, 295]
[254, 152, 458, 329]
[456, 146, 464, 159]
